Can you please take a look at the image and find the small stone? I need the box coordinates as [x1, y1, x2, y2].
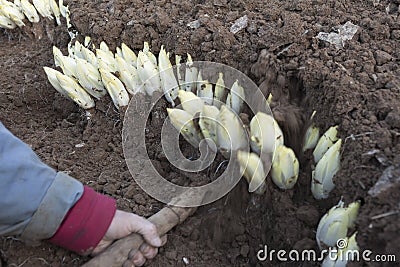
[385, 111, 400, 129]
[182, 257, 190, 265]
[230, 15, 248, 34]
[187, 20, 200, 29]
[374, 50, 392, 65]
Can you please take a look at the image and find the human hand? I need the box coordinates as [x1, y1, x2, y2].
[92, 210, 166, 267]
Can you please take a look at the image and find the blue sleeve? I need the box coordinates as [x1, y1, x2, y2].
[0, 122, 84, 242]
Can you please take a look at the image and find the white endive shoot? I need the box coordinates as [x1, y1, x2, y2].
[137, 51, 161, 95]
[159, 46, 179, 105]
[321, 232, 359, 267]
[0, 3, 25, 27]
[213, 72, 225, 108]
[53, 46, 64, 66]
[237, 151, 267, 194]
[226, 80, 245, 114]
[121, 43, 137, 66]
[175, 55, 184, 90]
[115, 54, 142, 95]
[313, 126, 338, 162]
[303, 125, 320, 152]
[271, 145, 299, 189]
[20, 0, 40, 23]
[99, 69, 130, 109]
[178, 90, 204, 116]
[216, 105, 247, 158]
[142, 41, 157, 66]
[32, 0, 52, 19]
[0, 14, 16, 29]
[250, 112, 284, 155]
[184, 53, 198, 92]
[79, 43, 97, 67]
[53, 46, 77, 78]
[55, 72, 95, 109]
[72, 40, 84, 59]
[197, 79, 213, 105]
[97, 49, 118, 73]
[43, 67, 69, 98]
[100, 41, 113, 56]
[84, 36, 93, 48]
[75, 58, 106, 99]
[48, 0, 60, 25]
[199, 105, 219, 148]
[167, 108, 202, 148]
[59, 0, 67, 18]
[311, 139, 342, 199]
[316, 201, 360, 250]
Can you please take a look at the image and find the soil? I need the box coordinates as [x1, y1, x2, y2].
[1, 0, 399, 267]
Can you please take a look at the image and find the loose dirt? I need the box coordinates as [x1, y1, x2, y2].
[1, 0, 399, 266]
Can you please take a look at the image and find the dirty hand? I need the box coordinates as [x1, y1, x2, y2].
[92, 210, 166, 266]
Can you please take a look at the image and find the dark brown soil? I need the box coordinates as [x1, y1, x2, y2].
[1, 0, 399, 266]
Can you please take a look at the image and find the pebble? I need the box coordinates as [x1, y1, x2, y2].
[374, 50, 392, 65]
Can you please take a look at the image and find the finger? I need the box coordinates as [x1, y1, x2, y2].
[139, 243, 158, 259]
[129, 216, 161, 247]
[131, 251, 146, 267]
[160, 235, 167, 246]
[128, 248, 139, 260]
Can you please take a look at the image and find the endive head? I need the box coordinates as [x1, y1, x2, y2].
[166, 108, 201, 148]
[100, 41, 112, 54]
[271, 145, 299, 190]
[250, 112, 284, 156]
[237, 150, 267, 194]
[178, 90, 204, 116]
[302, 125, 320, 152]
[311, 139, 342, 199]
[216, 105, 248, 158]
[313, 125, 338, 163]
[316, 202, 349, 249]
[199, 105, 219, 142]
[316, 201, 360, 250]
[121, 43, 137, 65]
[52, 46, 64, 67]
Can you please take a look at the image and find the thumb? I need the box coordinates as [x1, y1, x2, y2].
[130, 215, 162, 247]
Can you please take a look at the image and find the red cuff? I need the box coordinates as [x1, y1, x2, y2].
[48, 186, 116, 255]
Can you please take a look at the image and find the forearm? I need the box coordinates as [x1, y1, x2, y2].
[0, 122, 83, 239]
[0, 122, 116, 255]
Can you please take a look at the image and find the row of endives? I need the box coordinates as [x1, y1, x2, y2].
[44, 38, 302, 194]
[311, 126, 342, 199]
[167, 89, 300, 194]
[302, 112, 342, 199]
[0, 0, 67, 29]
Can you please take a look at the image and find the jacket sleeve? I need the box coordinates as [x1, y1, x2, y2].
[0, 122, 116, 255]
[0, 121, 84, 240]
